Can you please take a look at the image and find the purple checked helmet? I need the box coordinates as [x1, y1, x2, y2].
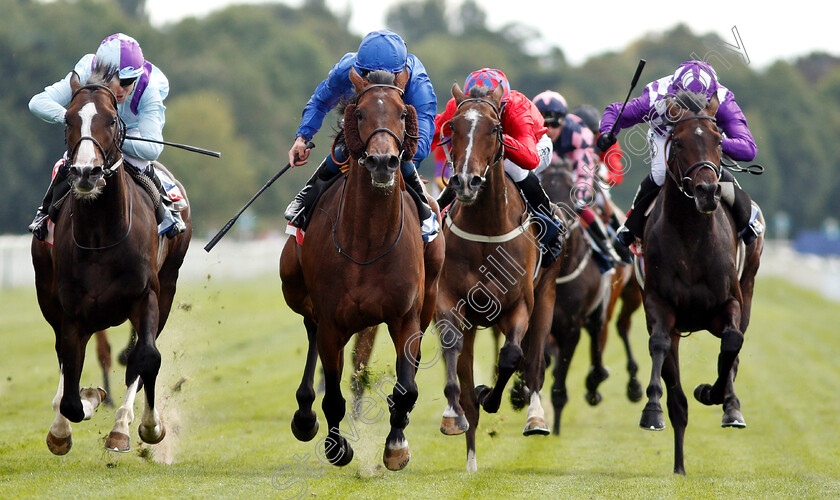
[668, 60, 719, 100]
[95, 33, 145, 80]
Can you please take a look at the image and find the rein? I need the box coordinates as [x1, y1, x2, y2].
[71, 170, 134, 251]
[437, 97, 508, 186]
[321, 175, 405, 265]
[666, 115, 721, 198]
[67, 84, 126, 177]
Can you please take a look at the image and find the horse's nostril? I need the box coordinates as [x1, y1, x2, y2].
[387, 155, 400, 171]
[468, 175, 483, 190]
[449, 175, 462, 188]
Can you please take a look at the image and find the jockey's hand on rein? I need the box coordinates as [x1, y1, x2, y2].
[597, 132, 617, 152]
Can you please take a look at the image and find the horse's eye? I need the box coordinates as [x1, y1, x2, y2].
[401, 109, 407, 119]
[355, 109, 362, 120]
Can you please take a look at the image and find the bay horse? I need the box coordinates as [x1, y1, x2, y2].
[30, 63, 192, 454]
[638, 90, 763, 474]
[279, 68, 444, 471]
[435, 82, 561, 471]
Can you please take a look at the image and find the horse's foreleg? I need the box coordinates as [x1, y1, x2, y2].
[317, 324, 353, 467]
[456, 330, 479, 472]
[292, 317, 320, 441]
[350, 325, 377, 413]
[128, 293, 165, 445]
[617, 280, 644, 402]
[105, 377, 141, 452]
[695, 298, 743, 407]
[550, 323, 581, 436]
[521, 284, 554, 436]
[584, 302, 609, 406]
[477, 306, 529, 414]
[661, 335, 688, 475]
[640, 294, 675, 431]
[439, 315, 469, 435]
[382, 317, 422, 471]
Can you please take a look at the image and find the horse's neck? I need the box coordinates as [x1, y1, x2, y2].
[73, 168, 131, 230]
[456, 162, 516, 230]
[339, 166, 403, 240]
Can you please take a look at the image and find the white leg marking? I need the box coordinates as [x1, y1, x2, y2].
[111, 377, 140, 436]
[141, 395, 163, 436]
[442, 404, 459, 418]
[49, 369, 71, 439]
[526, 390, 545, 421]
[386, 438, 408, 451]
[466, 449, 477, 473]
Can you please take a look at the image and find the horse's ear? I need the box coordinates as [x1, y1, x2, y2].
[490, 84, 505, 107]
[69, 71, 81, 94]
[706, 93, 720, 116]
[394, 67, 409, 90]
[452, 82, 466, 104]
[349, 66, 366, 93]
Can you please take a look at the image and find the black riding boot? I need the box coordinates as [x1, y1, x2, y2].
[515, 172, 565, 259]
[284, 157, 342, 230]
[403, 166, 439, 242]
[607, 212, 635, 264]
[720, 169, 762, 244]
[616, 174, 661, 247]
[436, 186, 456, 209]
[585, 216, 623, 269]
[29, 170, 70, 241]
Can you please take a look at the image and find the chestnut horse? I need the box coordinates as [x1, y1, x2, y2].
[31, 63, 192, 454]
[435, 83, 561, 471]
[280, 68, 444, 471]
[638, 90, 763, 474]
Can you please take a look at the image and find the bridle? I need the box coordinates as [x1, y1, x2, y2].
[439, 97, 507, 186]
[67, 84, 126, 176]
[665, 115, 721, 198]
[354, 84, 419, 165]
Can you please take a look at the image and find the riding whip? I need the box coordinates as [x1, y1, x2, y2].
[123, 135, 222, 158]
[204, 141, 315, 252]
[608, 59, 647, 136]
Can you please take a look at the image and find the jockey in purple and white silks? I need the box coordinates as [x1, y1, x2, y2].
[285, 30, 439, 242]
[597, 60, 763, 248]
[28, 33, 186, 240]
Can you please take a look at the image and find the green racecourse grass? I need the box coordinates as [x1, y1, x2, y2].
[1, 275, 839, 498]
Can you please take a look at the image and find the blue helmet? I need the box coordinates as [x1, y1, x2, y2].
[355, 30, 408, 74]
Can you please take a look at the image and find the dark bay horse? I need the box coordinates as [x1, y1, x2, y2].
[30, 64, 192, 455]
[638, 91, 763, 474]
[280, 68, 444, 471]
[435, 82, 561, 471]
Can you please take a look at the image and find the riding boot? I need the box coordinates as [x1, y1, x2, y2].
[586, 216, 623, 268]
[515, 172, 565, 259]
[606, 213, 634, 264]
[719, 169, 763, 244]
[143, 165, 186, 239]
[616, 174, 661, 247]
[285, 154, 343, 230]
[403, 166, 439, 242]
[29, 170, 70, 241]
[436, 186, 456, 210]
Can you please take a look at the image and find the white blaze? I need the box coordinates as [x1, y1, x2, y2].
[75, 102, 98, 167]
[461, 109, 480, 174]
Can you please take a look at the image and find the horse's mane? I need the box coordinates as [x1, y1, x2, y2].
[671, 90, 708, 115]
[86, 60, 119, 87]
[467, 86, 494, 99]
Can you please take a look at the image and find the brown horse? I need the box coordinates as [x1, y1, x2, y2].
[31, 63, 192, 455]
[638, 90, 763, 474]
[279, 68, 444, 471]
[435, 82, 560, 471]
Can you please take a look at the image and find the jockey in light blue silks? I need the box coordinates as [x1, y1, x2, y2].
[285, 29, 440, 242]
[597, 60, 763, 248]
[28, 33, 186, 240]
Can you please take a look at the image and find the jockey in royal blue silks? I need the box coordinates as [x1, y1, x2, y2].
[28, 33, 186, 241]
[285, 29, 440, 242]
[597, 60, 763, 248]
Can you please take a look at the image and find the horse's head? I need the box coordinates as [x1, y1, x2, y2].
[445, 82, 505, 204]
[64, 62, 124, 199]
[344, 67, 418, 188]
[666, 91, 722, 213]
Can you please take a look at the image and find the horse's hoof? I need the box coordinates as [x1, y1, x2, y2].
[694, 383, 718, 406]
[383, 442, 411, 471]
[325, 438, 354, 467]
[46, 432, 72, 455]
[627, 380, 644, 402]
[722, 409, 746, 428]
[291, 412, 320, 442]
[80, 387, 107, 410]
[522, 416, 550, 436]
[475, 385, 499, 413]
[585, 391, 603, 406]
[138, 423, 166, 445]
[440, 415, 469, 435]
[105, 431, 130, 452]
[639, 404, 665, 431]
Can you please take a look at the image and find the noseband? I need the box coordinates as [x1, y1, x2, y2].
[67, 84, 126, 176]
[355, 84, 419, 165]
[439, 97, 506, 185]
[666, 115, 721, 198]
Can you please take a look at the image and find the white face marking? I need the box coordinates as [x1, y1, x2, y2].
[75, 102, 98, 167]
[695, 126, 704, 136]
[461, 109, 480, 174]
